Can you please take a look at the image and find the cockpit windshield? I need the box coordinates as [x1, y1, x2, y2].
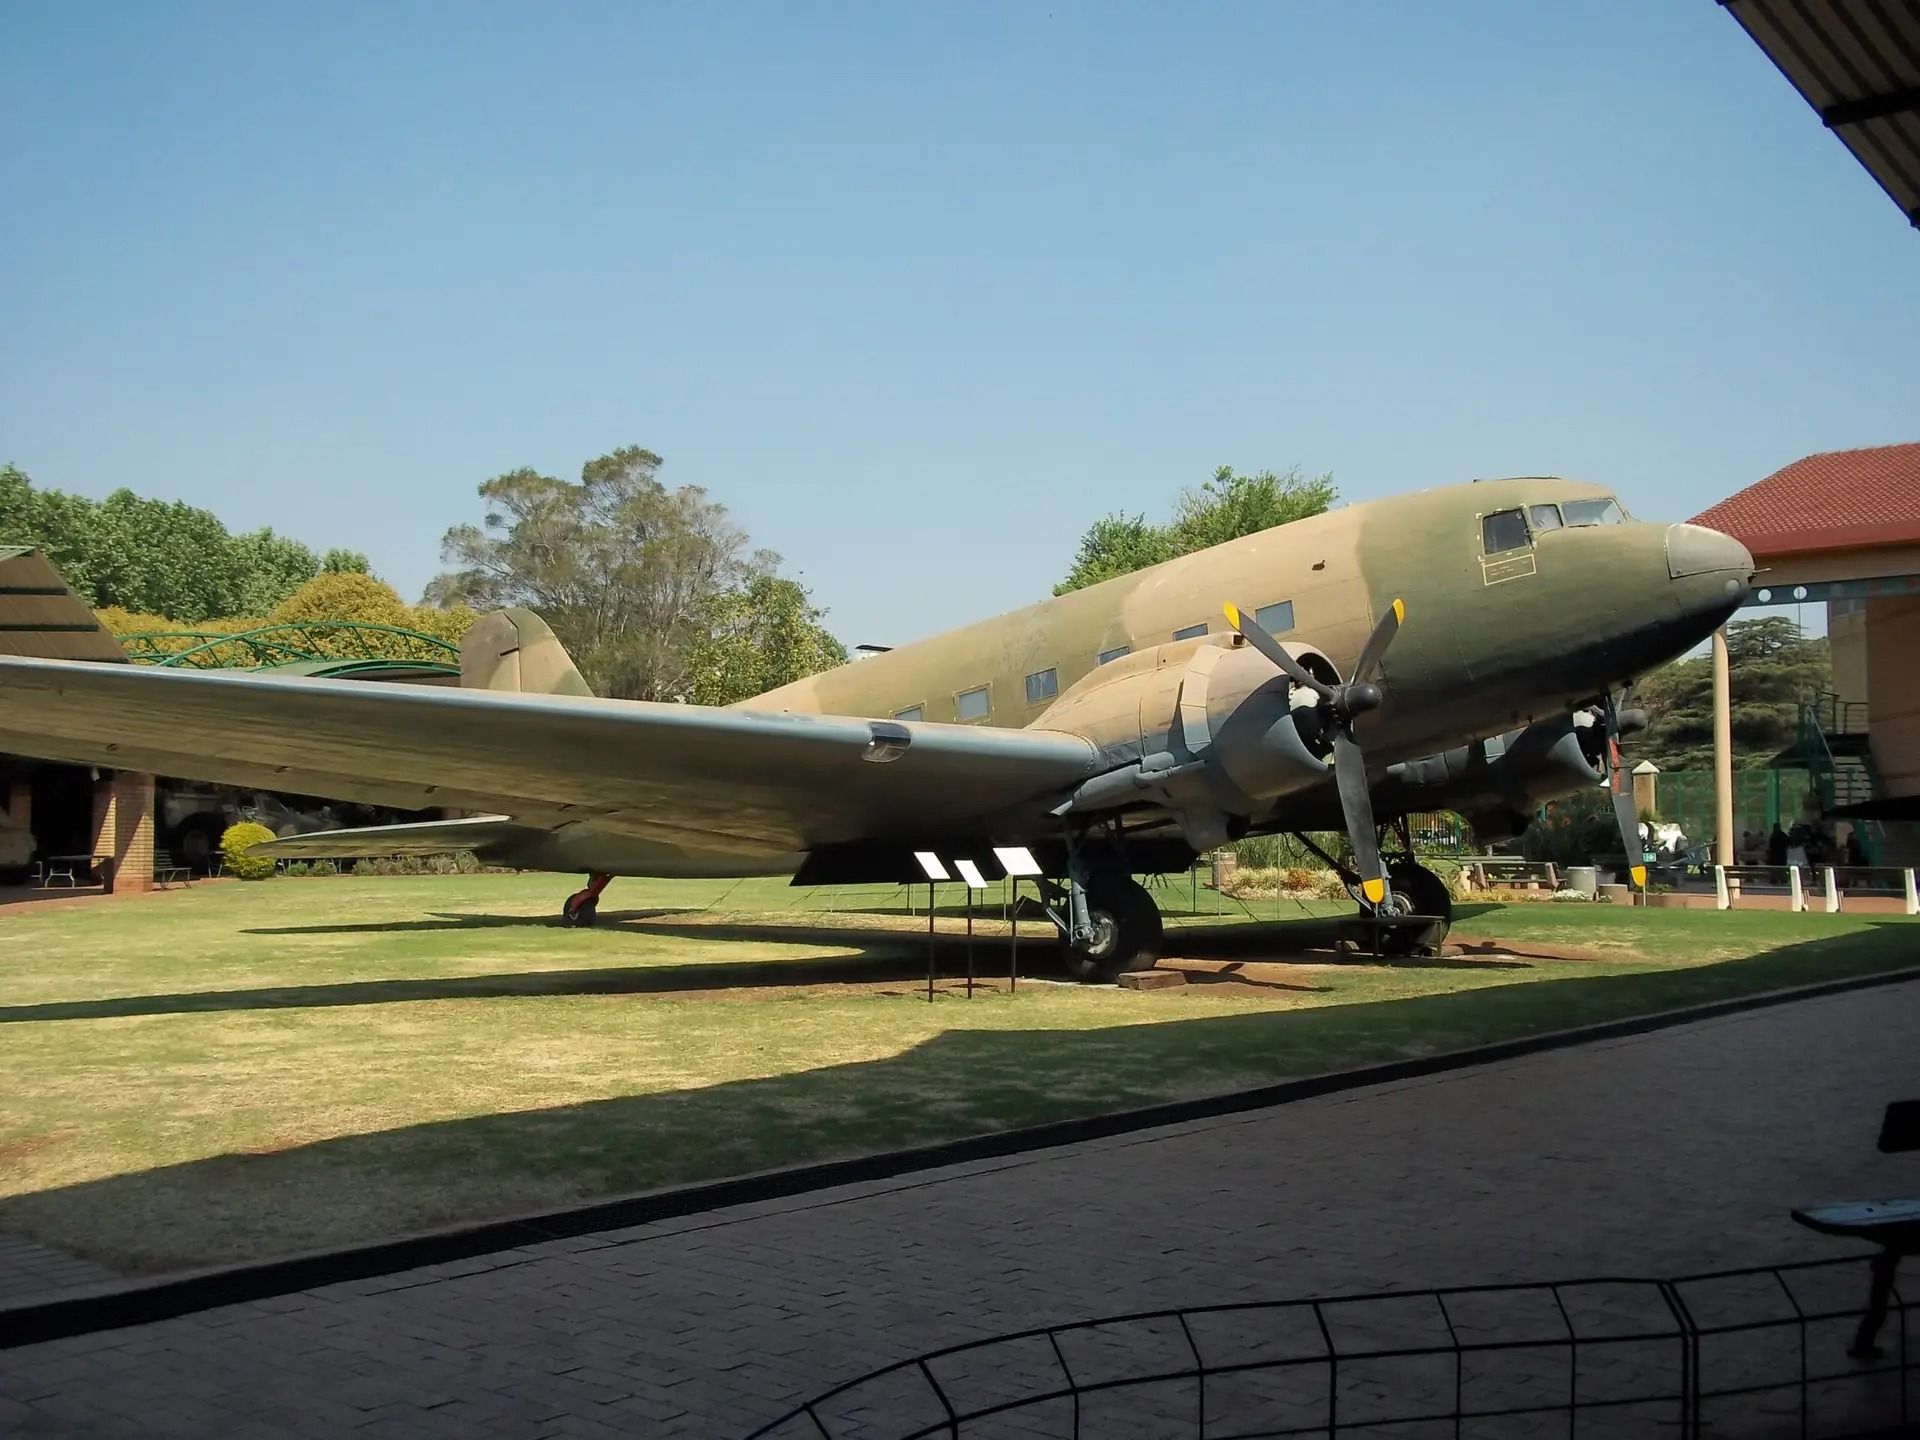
[1562, 497, 1626, 527]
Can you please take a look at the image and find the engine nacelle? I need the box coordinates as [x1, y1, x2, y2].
[1380, 708, 1609, 829]
[1039, 635, 1341, 845]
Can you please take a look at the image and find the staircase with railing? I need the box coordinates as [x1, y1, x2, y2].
[1798, 691, 1885, 860]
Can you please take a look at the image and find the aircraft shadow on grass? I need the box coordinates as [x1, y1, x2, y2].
[0, 906, 1539, 1025]
[0, 923, 1908, 1283]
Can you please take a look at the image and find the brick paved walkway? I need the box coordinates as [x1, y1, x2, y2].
[0, 1236, 117, 1308]
[3, 979, 1916, 1438]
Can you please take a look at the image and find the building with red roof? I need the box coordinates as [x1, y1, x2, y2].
[1693, 443, 1920, 855]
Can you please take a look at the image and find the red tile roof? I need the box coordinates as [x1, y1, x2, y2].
[1691, 443, 1920, 558]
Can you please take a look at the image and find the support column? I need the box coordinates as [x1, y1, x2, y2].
[4, 781, 28, 832]
[1713, 627, 1735, 868]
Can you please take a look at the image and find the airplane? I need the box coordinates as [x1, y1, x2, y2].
[0, 476, 1752, 981]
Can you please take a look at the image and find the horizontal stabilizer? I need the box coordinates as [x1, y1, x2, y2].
[256, 816, 525, 859]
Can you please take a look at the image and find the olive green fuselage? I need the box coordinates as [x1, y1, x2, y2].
[749, 476, 1750, 773]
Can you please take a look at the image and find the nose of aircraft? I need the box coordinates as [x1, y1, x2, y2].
[1665, 523, 1753, 600]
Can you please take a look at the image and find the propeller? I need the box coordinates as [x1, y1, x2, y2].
[1601, 691, 1647, 892]
[1225, 598, 1405, 907]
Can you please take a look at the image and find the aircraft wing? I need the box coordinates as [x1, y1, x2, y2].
[0, 657, 1102, 857]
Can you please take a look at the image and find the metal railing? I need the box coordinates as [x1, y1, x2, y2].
[746, 1255, 1909, 1439]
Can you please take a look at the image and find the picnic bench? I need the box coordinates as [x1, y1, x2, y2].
[38, 853, 112, 889]
[1792, 1100, 1920, 1358]
[152, 850, 193, 887]
[1460, 856, 1559, 892]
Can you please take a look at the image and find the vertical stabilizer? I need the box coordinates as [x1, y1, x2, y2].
[460, 608, 596, 698]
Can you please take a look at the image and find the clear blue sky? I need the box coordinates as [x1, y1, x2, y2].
[3, 1, 1915, 646]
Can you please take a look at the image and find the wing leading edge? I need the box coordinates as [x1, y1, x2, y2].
[0, 657, 1102, 862]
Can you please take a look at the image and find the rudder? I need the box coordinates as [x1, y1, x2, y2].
[460, 608, 596, 698]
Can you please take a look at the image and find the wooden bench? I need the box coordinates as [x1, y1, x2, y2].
[1792, 1100, 1920, 1358]
[152, 850, 193, 887]
[1461, 856, 1560, 892]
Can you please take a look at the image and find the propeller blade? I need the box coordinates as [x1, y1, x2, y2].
[1602, 694, 1646, 890]
[1611, 786, 1646, 891]
[1223, 602, 1336, 703]
[1350, 598, 1406, 687]
[1333, 730, 1388, 906]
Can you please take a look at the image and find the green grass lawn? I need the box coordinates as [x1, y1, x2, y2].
[1, 872, 1915, 1276]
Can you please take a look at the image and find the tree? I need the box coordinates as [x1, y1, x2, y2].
[1053, 514, 1176, 595]
[229, 528, 321, 616]
[689, 573, 850, 705]
[0, 464, 352, 622]
[1634, 616, 1832, 771]
[1055, 465, 1336, 594]
[322, 548, 370, 574]
[426, 445, 842, 701]
[270, 572, 412, 628]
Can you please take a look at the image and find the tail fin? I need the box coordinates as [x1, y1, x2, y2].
[460, 608, 596, 698]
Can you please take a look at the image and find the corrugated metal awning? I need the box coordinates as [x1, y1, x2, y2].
[1723, 0, 1920, 230]
[0, 547, 128, 662]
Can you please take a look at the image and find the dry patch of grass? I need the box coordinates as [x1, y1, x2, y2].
[1, 873, 1913, 1273]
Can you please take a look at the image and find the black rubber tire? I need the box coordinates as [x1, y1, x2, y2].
[1386, 861, 1453, 924]
[562, 894, 599, 927]
[1062, 874, 1163, 983]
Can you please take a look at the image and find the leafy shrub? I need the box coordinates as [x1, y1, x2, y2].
[350, 851, 491, 876]
[219, 822, 277, 881]
[1281, 865, 1318, 892]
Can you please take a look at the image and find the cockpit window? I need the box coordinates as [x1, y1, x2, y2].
[1528, 504, 1563, 533]
[1562, 498, 1625, 527]
[1481, 508, 1530, 554]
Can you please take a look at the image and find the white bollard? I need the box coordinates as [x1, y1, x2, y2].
[1714, 865, 1730, 911]
[1905, 869, 1918, 917]
[1823, 866, 1840, 914]
[1788, 865, 1805, 913]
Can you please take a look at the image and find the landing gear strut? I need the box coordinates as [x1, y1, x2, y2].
[1040, 870, 1165, 983]
[562, 872, 613, 927]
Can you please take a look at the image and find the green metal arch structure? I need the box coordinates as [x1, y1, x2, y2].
[120, 620, 461, 679]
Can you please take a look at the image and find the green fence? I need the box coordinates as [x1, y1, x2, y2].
[1654, 768, 1815, 843]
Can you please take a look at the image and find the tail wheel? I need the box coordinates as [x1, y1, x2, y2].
[1063, 874, 1163, 983]
[562, 889, 600, 926]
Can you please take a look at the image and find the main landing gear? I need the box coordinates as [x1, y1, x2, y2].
[562, 872, 613, 926]
[1288, 820, 1453, 957]
[1059, 871, 1164, 984]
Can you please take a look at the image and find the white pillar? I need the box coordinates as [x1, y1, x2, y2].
[1788, 865, 1805, 913]
[1712, 628, 1735, 868]
[1714, 865, 1730, 911]
[1823, 866, 1840, 914]
[1905, 869, 1918, 917]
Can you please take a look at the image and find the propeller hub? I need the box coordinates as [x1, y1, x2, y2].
[1340, 681, 1385, 717]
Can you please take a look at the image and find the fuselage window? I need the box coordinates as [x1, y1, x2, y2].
[892, 705, 924, 723]
[1255, 600, 1294, 634]
[1025, 668, 1059, 705]
[954, 686, 990, 721]
[1562, 498, 1625, 527]
[1172, 622, 1207, 641]
[1481, 508, 1530, 554]
[1096, 644, 1130, 666]
[1528, 504, 1563, 533]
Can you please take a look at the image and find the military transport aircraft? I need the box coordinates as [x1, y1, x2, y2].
[0, 477, 1751, 980]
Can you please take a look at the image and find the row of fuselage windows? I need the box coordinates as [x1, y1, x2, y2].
[1482, 497, 1626, 554]
[889, 599, 1296, 723]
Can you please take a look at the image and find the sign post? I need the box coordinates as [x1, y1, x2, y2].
[954, 859, 990, 999]
[913, 852, 950, 1003]
[993, 846, 1044, 995]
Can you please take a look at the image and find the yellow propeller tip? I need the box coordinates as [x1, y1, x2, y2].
[1391, 598, 1405, 622]
[1362, 878, 1385, 904]
[1630, 865, 1647, 888]
[1222, 602, 1240, 628]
